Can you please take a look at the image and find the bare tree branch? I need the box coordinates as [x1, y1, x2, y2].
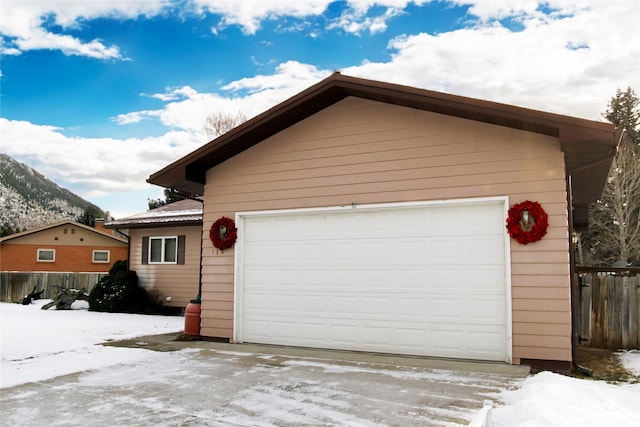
[203, 111, 247, 139]
[580, 87, 640, 266]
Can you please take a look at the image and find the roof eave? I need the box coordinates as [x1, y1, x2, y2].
[0, 220, 129, 244]
[104, 219, 203, 229]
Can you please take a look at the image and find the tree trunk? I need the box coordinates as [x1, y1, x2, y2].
[41, 288, 89, 310]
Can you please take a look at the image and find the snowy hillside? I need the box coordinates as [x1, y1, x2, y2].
[0, 153, 105, 235]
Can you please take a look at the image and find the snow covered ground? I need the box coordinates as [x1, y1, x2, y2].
[1, 300, 639, 426]
[0, 299, 185, 389]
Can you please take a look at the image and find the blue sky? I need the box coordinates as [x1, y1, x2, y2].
[1, 0, 639, 219]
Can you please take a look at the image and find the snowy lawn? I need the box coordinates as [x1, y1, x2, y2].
[0, 299, 184, 389]
[1, 300, 640, 426]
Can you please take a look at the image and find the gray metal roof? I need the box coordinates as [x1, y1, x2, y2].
[104, 199, 203, 229]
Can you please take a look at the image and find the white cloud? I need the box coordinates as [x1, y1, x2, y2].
[342, 1, 640, 120]
[14, 28, 123, 59]
[0, 0, 428, 58]
[0, 0, 169, 58]
[111, 111, 151, 125]
[145, 86, 200, 102]
[327, 1, 413, 35]
[195, 0, 422, 35]
[456, 0, 587, 23]
[193, 0, 332, 34]
[0, 118, 202, 199]
[222, 61, 328, 93]
[113, 62, 329, 136]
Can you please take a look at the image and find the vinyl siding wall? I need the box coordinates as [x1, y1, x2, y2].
[129, 226, 201, 308]
[201, 97, 571, 363]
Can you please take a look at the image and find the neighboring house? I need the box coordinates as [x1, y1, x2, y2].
[0, 220, 128, 273]
[147, 73, 618, 370]
[104, 199, 203, 311]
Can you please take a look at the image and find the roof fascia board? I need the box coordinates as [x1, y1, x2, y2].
[105, 220, 202, 230]
[0, 220, 128, 244]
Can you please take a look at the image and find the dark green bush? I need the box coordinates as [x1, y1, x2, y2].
[89, 261, 150, 313]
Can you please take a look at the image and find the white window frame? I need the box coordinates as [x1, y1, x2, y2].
[149, 236, 178, 264]
[92, 250, 110, 263]
[37, 248, 56, 262]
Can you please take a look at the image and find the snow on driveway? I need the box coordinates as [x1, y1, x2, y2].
[1, 301, 640, 426]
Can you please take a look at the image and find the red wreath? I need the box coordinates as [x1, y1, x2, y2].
[209, 217, 237, 250]
[506, 201, 548, 245]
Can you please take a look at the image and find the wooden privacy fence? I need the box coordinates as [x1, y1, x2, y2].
[0, 272, 106, 303]
[577, 267, 640, 350]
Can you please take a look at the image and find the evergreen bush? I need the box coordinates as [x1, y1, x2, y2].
[89, 260, 151, 313]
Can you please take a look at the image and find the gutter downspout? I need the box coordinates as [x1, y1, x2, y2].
[567, 174, 579, 370]
[196, 198, 204, 300]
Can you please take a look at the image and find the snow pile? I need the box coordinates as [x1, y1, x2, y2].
[618, 350, 640, 376]
[491, 371, 640, 426]
[0, 300, 184, 388]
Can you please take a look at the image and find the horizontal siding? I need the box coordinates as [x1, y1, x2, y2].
[512, 286, 570, 300]
[129, 226, 201, 308]
[201, 97, 571, 363]
[513, 322, 571, 336]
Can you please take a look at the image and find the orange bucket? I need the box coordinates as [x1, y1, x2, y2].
[184, 301, 201, 336]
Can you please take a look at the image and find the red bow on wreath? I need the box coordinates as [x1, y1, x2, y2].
[210, 217, 237, 250]
[506, 201, 548, 245]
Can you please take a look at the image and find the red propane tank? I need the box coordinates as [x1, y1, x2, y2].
[184, 300, 201, 336]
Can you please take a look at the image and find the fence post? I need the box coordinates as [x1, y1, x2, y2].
[630, 277, 639, 349]
[621, 277, 630, 348]
[591, 275, 600, 348]
[579, 274, 592, 343]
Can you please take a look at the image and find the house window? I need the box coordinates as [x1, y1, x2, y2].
[149, 236, 178, 264]
[37, 249, 55, 262]
[142, 235, 185, 265]
[93, 250, 110, 263]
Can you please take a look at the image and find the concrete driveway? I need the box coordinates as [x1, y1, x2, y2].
[0, 333, 528, 426]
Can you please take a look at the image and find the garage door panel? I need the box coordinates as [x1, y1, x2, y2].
[430, 327, 465, 354]
[464, 328, 508, 360]
[331, 324, 359, 344]
[394, 297, 429, 320]
[466, 296, 508, 324]
[462, 268, 506, 293]
[238, 200, 508, 361]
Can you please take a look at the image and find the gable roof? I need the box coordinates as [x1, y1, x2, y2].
[104, 198, 203, 229]
[148, 72, 618, 206]
[0, 220, 128, 244]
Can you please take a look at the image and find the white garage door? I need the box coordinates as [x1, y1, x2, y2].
[236, 199, 509, 362]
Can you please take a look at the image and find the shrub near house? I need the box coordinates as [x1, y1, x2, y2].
[88, 261, 158, 313]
